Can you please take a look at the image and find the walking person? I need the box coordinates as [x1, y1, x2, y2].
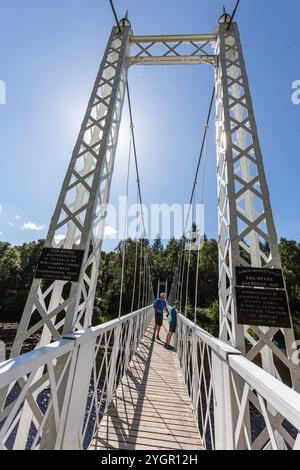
[165, 300, 179, 350]
[153, 292, 168, 341]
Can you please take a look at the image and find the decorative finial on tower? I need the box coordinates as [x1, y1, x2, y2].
[119, 11, 131, 30]
[219, 5, 231, 25]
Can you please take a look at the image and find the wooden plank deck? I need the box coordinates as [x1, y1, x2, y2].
[91, 319, 203, 451]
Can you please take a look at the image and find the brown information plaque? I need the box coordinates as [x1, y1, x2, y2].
[35, 248, 84, 282]
[235, 267, 285, 289]
[235, 287, 291, 328]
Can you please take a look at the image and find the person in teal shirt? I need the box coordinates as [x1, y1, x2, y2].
[165, 300, 179, 350]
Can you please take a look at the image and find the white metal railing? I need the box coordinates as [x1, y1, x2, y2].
[176, 313, 300, 450]
[1, 307, 300, 450]
[0, 306, 152, 450]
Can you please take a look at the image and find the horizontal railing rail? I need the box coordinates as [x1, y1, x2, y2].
[176, 313, 300, 450]
[0, 306, 153, 450]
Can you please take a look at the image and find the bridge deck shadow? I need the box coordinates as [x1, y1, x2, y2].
[91, 319, 203, 451]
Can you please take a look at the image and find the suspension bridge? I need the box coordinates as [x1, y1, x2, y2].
[1, 2, 300, 451]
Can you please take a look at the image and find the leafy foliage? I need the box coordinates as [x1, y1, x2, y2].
[0, 237, 299, 339]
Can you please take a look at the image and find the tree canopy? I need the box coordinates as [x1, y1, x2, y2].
[0, 237, 300, 339]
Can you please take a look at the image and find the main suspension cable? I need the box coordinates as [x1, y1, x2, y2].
[108, 0, 152, 308]
[126, 83, 147, 237]
[118, 131, 132, 318]
[131, 187, 139, 312]
[227, 0, 241, 29]
[183, 87, 215, 236]
[178, 87, 214, 316]
[107, 0, 241, 314]
[107, 0, 156, 240]
[194, 123, 209, 323]
[108, 0, 121, 32]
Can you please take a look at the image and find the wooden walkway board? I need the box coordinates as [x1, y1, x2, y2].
[91, 320, 203, 451]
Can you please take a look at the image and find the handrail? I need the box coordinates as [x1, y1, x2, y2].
[0, 305, 153, 450]
[0, 306, 151, 389]
[178, 313, 240, 359]
[229, 354, 300, 432]
[63, 306, 151, 344]
[178, 313, 300, 416]
[0, 339, 73, 389]
[176, 313, 300, 450]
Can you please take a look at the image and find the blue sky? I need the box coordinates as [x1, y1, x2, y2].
[0, 0, 299, 250]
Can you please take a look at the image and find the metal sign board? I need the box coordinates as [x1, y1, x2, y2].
[235, 267, 291, 328]
[35, 248, 84, 282]
[235, 286, 291, 328]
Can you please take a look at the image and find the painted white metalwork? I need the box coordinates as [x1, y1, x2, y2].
[128, 34, 216, 66]
[176, 313, 300, 450]
[0, 306, 152, 450]
[215, 19, 300, 389]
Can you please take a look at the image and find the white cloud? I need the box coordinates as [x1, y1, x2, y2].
[104, 225, 117, 238]
[15, 215, 21, 220]
[54, 234, 65, 244]
[0, 232, 3, 236]
[21, 221, 46, 231]
[8, 222, 14, 226]
[0, 205, 2, 214]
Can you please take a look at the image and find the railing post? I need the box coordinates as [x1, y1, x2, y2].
[124, 316, 133, 373]
[106, 323, 121, 407]
[211, 351, 235, 450]
[56, 334, 96, 450]
[191, 330, 199, 423]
